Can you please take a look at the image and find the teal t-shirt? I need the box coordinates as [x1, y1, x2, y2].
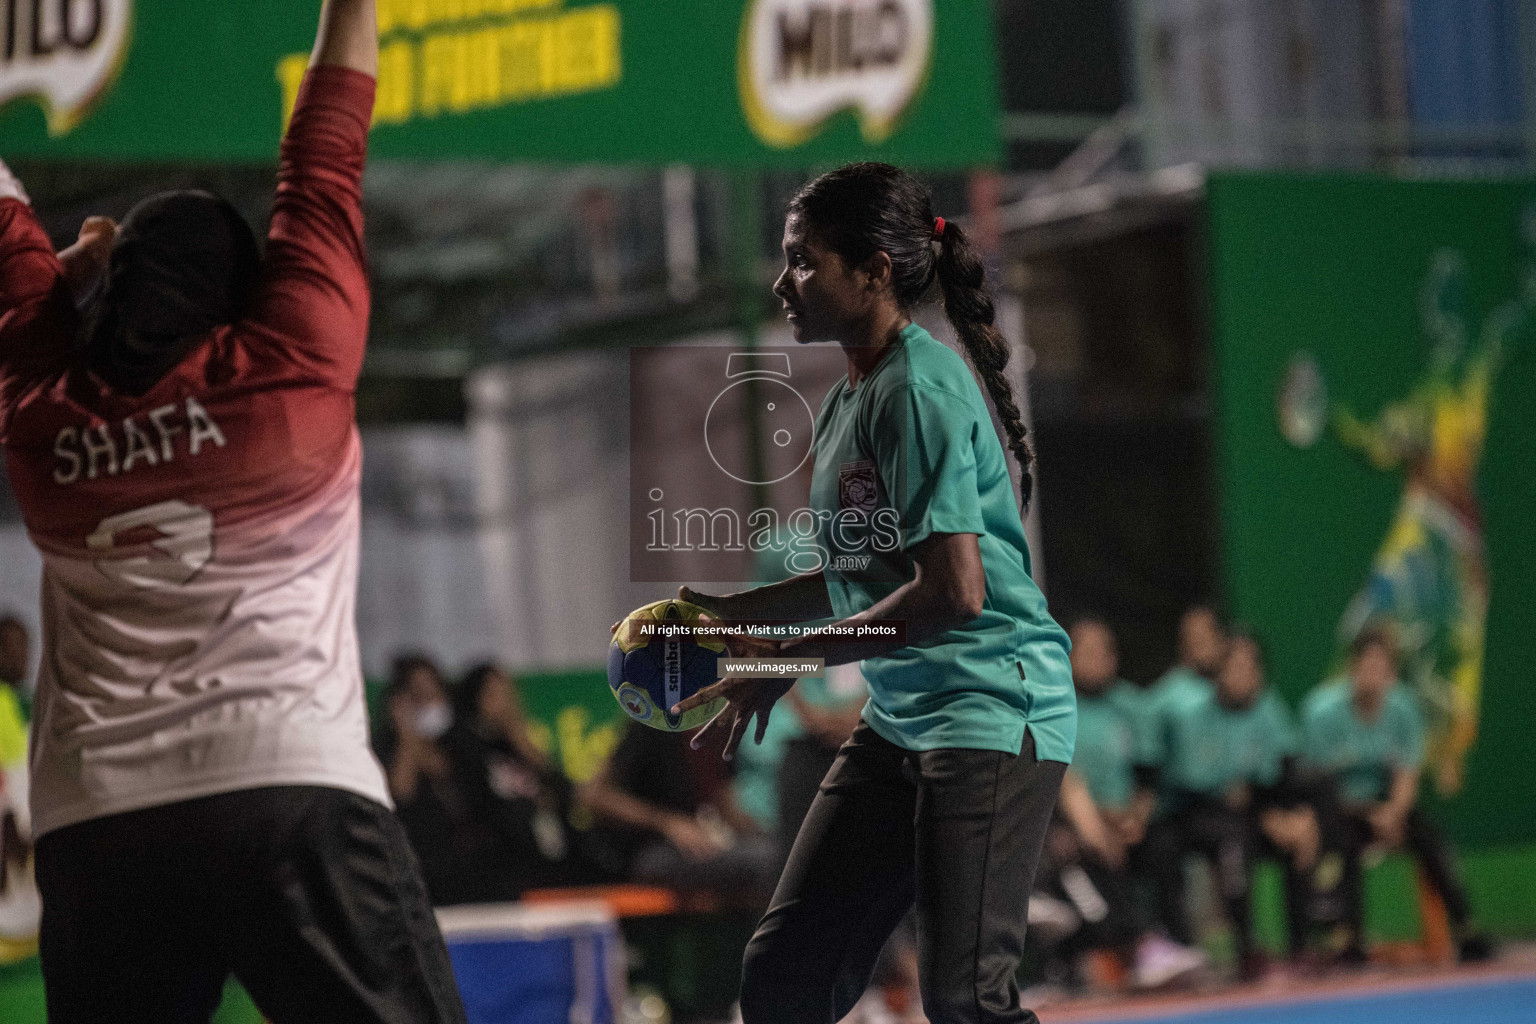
[806, 324, 1075, 762]
[1145, 665, 1214, 767]
[1302, 679, 1425, 804]
[1073, 683, 1142, 810]
[1150, 666, 1212, 710]
[1161, 688, 1298, 797]
[1102, 678, 1159, 767]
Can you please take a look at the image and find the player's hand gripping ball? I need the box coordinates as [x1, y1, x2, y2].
[608, 599, 728, 731]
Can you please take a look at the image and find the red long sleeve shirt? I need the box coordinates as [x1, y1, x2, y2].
[0, 66, 391, 837]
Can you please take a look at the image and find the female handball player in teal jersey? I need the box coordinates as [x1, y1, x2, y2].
[674, 164, 1076, 1024]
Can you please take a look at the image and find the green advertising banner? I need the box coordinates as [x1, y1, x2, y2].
[0, 0, 998, 166]
[1206, 173, 1536, 847]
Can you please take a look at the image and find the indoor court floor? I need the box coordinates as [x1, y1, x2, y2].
[1042, 966, 1536, 1024]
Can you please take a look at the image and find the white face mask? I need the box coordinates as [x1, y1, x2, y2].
[414, 703, 453, 740]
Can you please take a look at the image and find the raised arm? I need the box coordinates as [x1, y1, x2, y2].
[679, 575, 834, 625]
[0, 163, 78, 424]
[247, 0, 379, 389]
[312, 0, 378, 75]
[0, 164, 55, 314]
[1332, 403, 1411, 472]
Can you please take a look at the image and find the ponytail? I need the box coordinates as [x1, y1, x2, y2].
[788, 162, 1037, 510]
[933, 220, 1035, 510]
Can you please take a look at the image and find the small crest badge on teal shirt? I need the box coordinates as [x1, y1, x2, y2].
[838, 459, 878, 512]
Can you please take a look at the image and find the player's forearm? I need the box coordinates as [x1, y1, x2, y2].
[387, 748, 422, 801]
[0, 165, 71, 313]
[311, 0, 378, 76]
[777, 568, 968, 666]
[718, 572, 834, 623]
[1385, 765, 1419, 816]
[1059, 771, 1116, 853]
[578, 780, 677, 837]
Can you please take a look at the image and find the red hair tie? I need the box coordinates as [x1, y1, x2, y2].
[932, 216, 946, 240]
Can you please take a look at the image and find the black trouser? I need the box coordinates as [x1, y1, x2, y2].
[777, 735, 842, 853]
[1035, 820, 1146, 958]
[1335, 806, 1472, 948]
[1145, 795, 1349, 960]
[1142, 801, 1263, 957]
[740, 722, 1066, 1024]
[36, 785, 467, 1024]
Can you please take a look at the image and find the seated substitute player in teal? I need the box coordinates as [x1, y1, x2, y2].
[674, 163, 1075, 1024]
[1301, 623, 1491, 962]
[1144, 605, 1228, 780]
[1062, 618, 1160, 845]
[1140, 630, 1328, 976]
[1039, 618, 1206, 989]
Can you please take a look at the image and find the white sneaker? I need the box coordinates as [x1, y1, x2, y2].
[1131, 934, 1207, 990]
[1026, 893, 1080, 945]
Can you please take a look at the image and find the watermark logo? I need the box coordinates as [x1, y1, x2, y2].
[705, 353, 816, 486]
[0, 0, 133, 135]
[630, 346, 908, 583]
[738, 0, 933, 148]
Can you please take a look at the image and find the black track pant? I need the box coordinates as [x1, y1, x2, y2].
[739, 722, 1066, 1024]
[1142, 801, 1263, 956]
[1036, 820, 1146, 956]
[1144, 797, 1348, 959]
[37, 785, 467, 1024]
[1336, 806, 1473, 947]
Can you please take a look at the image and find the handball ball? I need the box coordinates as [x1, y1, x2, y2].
[608, 599, 728, 731]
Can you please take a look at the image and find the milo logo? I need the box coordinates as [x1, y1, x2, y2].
[0, 0, 132, 134]
[739, 0, 933, 148]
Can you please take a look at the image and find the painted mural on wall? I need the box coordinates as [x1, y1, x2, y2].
[1208, 173, 1536, 844]
[1282, 248, 1531, 795]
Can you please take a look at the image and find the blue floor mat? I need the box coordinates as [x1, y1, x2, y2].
[1118, 976, 1536, 1024]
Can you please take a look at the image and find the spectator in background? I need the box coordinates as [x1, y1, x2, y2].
[1149, 606, 1227, 717]
[380, 655, 526, 905]
[455, 663, 553, 775]
[0, 616, 25, 683]
[1143, 630, 1325, 979]
[0, 616, 27, 764]
[0, 616, 36, 957]
[1138, 606, 1229, 939]
[453, 663, 603, 890]
[581, 721, 780, 909]
[731, 673, 865, 856]
[1302, 625, 1492, 962]
[1034, 618, 1205, 991]
[1065, 619, 1158, 853]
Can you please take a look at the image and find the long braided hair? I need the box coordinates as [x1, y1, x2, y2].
[788, 162, 1036, 509]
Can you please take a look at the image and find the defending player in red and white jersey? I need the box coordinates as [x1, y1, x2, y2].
[0, 3, 467, 1021]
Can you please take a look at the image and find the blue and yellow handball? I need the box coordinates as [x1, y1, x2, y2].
[608, 599, 729, 731]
